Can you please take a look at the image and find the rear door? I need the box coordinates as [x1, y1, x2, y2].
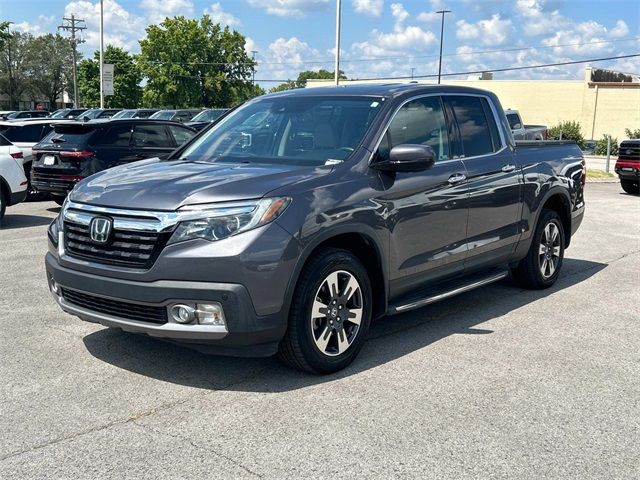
[443, 95, 522, 270]
[131, 123, 176, 160]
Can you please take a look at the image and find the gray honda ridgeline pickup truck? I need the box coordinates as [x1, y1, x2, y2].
[46, 84, 585, 373]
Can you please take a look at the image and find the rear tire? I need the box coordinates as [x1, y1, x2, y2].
[0, 187, 6, 226]
[511, 209, 565, 289]
[621, 179, 639, 195]
[278, 248, 372, 374]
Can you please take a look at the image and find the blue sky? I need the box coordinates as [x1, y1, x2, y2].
[2, 0, 639, 85]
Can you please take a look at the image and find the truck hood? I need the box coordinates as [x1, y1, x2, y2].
[70, 158, 326, 210]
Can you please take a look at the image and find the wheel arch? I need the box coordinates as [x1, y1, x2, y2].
[537, 188, 572, 247]
[283, 226, 388, 321]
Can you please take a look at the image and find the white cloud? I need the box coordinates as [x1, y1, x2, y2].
[247, 0, 331, 18]
[64, 0, 147, 50]
[416, 11, 440, 23]
[390, 3, 409, 29]
[609, 20, 630, 39]
[352, 0, 384, 17]
[244, 36, 256, 55]
[204, 2, 241, 27]
[140, 0, 195, 24]
[12, 15, 56, 36]
[456, 14, 513, 46]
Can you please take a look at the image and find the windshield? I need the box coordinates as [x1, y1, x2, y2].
[77, 109, 101, 120]
[180, 96, 383, 166]
[50, 109, 70, 118]
[150, 111, 175, 120]
[112, 110, 136, 119]
[191, 109, 226, 122]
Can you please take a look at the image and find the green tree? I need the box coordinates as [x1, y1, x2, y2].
[548, 121, 586, 149]
[0, 21, 11, 48]
[138, 15, 256, 108]
[270, 69, 346, 93]
[0, 31, 32, 109]
[594, 134, 619, 156]
[624, 128, 640, 139]
[25, 34, 74, 108]
[77, 45, 142, 108]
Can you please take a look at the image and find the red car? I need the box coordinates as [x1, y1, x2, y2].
[615, 139, 640, 194]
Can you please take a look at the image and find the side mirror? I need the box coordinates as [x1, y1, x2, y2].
[372, 144, 436, 172]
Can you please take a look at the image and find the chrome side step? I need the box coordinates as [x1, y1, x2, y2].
[391, 270, 509, 314]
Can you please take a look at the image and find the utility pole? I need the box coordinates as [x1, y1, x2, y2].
[5, 22, 14, 109]
[436, 9, 451, 84]
[58, 14, 86, 108]
[251, 50, 258, 94]
[411, 67, 415, 80]
[334, 0, 342, 85]
[99, 0, 104, 108]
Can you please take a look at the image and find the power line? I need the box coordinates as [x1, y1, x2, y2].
[351, 53, 640, 82]
[135, 36, 640, 70]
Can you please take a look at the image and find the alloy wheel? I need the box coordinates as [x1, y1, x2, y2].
[310, 270, 363, 357]
[538, 222, 561, 279]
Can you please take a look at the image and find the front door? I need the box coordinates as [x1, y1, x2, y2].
[371, 96, 469, 300]
[443, 95, 522, 270]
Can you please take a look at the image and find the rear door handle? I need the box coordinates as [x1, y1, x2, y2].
[501, 164, 516, 172]
[448, 173, 467, 184]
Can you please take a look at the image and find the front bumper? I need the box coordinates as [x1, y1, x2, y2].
[45, 253, 287, 356]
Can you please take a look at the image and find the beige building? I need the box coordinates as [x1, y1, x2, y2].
[308, 67, 640, 141]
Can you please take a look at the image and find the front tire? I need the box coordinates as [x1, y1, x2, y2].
[621, 179, 639, 195]
[52, 195, 66, 206]
[278, 248, 372, 374]
[511, 209, 565, 289]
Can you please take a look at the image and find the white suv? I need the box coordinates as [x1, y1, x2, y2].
[0, 134, 28, 224]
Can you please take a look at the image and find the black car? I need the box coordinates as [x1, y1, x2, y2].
[186, 108, 229, 131]
[76, 109, 122, 121]
[111, 109, 159, 120]
[6, 110, 50, 120]
[149, 109, 201, 123]
[49, 108, 88, 120]
[31, 119, 197, 204]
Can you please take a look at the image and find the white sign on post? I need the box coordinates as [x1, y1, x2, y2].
[103, 64, 114, 96]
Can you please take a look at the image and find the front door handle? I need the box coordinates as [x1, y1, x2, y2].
[501, 164, 516, 172]
[448, 173, 467, 184]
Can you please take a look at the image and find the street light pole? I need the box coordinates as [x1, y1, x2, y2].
[99, 0, 104, 108]
[251, 50, 258, 94]
[436, 9, 451, 84]
[334, 0, 341, 85]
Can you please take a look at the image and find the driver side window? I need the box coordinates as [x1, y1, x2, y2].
[377, 96, 450, 162]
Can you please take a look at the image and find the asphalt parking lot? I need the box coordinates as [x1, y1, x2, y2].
[1, 182, 638, 479]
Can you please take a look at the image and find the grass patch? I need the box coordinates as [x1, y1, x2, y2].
[587, 169, 615, 180]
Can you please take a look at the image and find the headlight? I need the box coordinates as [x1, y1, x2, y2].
[168, 197, 291, 245]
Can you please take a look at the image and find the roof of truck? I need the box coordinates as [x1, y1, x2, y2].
[264, 82, 496, 99]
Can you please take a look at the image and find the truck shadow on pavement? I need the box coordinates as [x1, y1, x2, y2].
[0, 214, 53, 229]
[82, 257, 607, 392]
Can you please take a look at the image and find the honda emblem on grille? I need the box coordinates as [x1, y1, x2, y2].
[89, 217, 112, 244]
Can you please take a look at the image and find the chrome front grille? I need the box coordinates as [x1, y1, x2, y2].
[63, 220, 165, 268]
[62, 202, 175, 269]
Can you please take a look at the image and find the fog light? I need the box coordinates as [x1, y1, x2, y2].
[196, 303, 226, 326]
[170, 304, 196, 324]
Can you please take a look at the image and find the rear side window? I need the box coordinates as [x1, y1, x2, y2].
[1, 124, 44, 142]
[376, 96, 450, 162]
[445, 96, 497, 157]
[132, 125, 171, 147]
[168, 125, 195, 146]
[100, 125, 132, 146]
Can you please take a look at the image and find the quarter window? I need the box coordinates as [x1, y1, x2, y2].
[169, 125, 195, 146]
[446, 96, 499, 157]
[376, 96, 450, 162]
